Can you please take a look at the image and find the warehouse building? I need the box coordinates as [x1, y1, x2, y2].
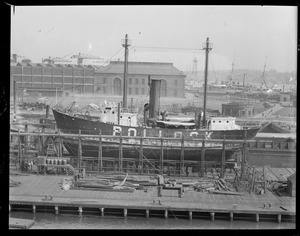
[10, 60, 185, 99]
[222, 102, 254, 118]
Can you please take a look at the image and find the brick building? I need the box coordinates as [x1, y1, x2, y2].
[222, 102, 254, 118]
[94, 61, 186, 98]
[10, 60, 185, 99]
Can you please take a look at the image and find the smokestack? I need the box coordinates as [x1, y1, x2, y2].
[149, 77, 161, 120]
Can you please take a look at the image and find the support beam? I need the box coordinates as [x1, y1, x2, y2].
[139, 133, 143, 174]
[221, 136, 226, 178]
[119, 134, 123, 172]
[98, 130, 102, 172]
[201, 139, 205, 177]
[180, 135, 184, 176]
[78, 130, 82, 170]
[160, 137, 164, 174]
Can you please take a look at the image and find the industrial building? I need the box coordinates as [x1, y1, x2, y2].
[10, 60, 185, 99]
[222, 102, 254, 118]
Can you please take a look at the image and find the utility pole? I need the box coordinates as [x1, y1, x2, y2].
[202, 37, 213, 128]
[122, 34, 131, 109]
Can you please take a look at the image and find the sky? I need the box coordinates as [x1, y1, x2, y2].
[10, 6, 297, 72]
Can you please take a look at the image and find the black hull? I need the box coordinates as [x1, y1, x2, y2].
[62, 137, 240, 162]
[53, 109, 260, 140]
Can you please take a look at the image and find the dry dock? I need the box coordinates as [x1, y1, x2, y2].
[9, 174, 295, 223]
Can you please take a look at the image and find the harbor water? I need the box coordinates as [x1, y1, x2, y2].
[10, 211, 295, 229]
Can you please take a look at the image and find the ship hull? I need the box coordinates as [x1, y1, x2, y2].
[53, 109, 260, 140]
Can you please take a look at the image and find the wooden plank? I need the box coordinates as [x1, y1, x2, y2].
[9, 218, 34, 229]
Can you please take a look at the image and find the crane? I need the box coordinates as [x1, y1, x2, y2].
[260, 56, 268, 91]
[71, 53, 104, 65]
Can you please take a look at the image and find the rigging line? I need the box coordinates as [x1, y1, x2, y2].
[107, 48, 124, 62]
[132, 46, 203, 51]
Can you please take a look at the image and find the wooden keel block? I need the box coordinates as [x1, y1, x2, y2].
[145, 209, 149, 218]
[32, 205, 36, 214]
[100, 208, 104, 216]
[210, 212, 215, 221]
[255, 214, 259, 222]
[124, 208, 127, 217]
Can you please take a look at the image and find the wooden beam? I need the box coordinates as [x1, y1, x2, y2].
[180, 135, 184, 176]
[78, 130, 82, 170]
[119, 133, 123, 172]
[201, 139, 205, 177]
[98, 130, 102, 172]
[221, 135, 226, 178]
[160, 136, 164, 175]
[139, 132, 143, 174]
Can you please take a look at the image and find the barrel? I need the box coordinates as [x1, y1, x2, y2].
[57, 159, 62, 165]
[49, 159, 53, 165]
[62, 159, 67, 165]
[55, 159, 58, 165]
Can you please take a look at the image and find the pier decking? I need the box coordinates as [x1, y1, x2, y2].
[9, 174, 295, 223]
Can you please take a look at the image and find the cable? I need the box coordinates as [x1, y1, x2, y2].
[133, 46, 203, 52]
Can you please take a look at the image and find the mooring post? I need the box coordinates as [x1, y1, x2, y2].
[78, 130, 82, 170]
[210, 212, 215, 221]
[230, 212, 233, 221]
[124, 208, 127, 217]
[32, 205, 36, 214]
[78, 206, 83, 216]
[180, 135, 184, 176]
[278, 214, 282, 223]
[255, 213, 259, 222]
[9, 204, 11, 212]
[55, 206, 59, 215]
[201, 139, 205, 177]
[145, 209, 149, 218]
[164, 209, 168, 219]
[189, 211, 192, 220]
[119, 133, 123, 172]
[98, 130, 103, 173]
[100, 208, 104, 216]
[160, 136, 164, 174]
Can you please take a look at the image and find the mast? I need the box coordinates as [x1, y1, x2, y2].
[122, 34, 131, 109]
[202, 37, 213, 128]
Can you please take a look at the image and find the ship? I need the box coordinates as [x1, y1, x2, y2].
[52, 36, 260, 168]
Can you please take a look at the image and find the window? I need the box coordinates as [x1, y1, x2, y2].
[129, 88, 132, 95]
[103, 77, 107, 84]
[161, 80, 167, 97]
[135, 78, 139, 85]
[135, 88, 139, 95]
[113, 77, 122, 95]
[129, 78, 132, 85]
[142, 78, 145, 85]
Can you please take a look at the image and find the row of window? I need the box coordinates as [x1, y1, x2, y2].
[100, 77, 179, 86]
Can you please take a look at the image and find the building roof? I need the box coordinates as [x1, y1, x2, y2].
[95, 61, 186, 77]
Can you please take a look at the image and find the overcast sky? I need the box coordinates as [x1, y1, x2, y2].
[11, 6, 297, 72]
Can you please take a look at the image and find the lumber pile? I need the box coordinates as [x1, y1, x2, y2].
[193, 178, 235, 193]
